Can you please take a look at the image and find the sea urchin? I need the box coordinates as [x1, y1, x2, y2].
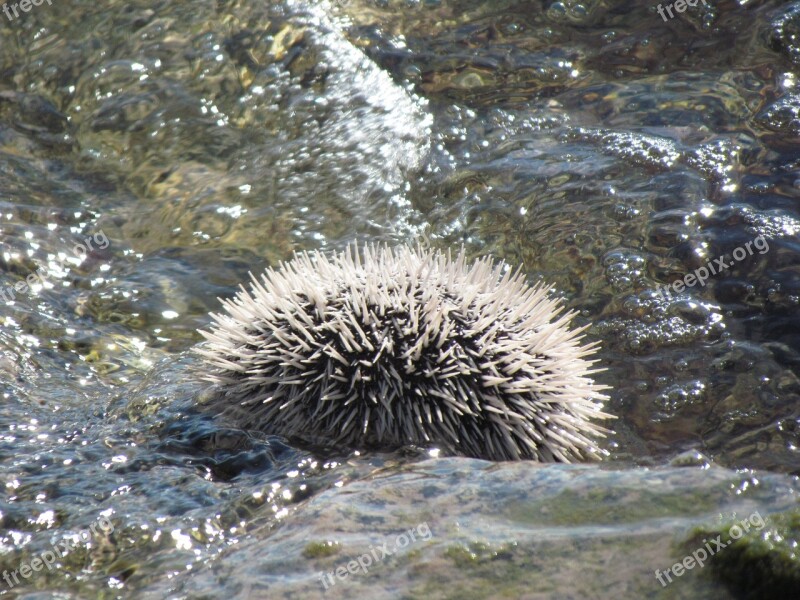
[196, 244, 612, 462]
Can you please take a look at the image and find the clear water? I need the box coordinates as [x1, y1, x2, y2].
[1, 0, 799, 598]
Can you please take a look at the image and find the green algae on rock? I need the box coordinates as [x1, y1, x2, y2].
[683, 507, 800, 599]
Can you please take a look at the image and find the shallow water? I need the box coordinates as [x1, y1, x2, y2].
[1, 0, 799, 598]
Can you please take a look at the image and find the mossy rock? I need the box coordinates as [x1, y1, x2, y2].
[683, 507, 800, 599]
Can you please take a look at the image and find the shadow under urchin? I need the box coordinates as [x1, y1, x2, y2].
[195, 244, 613, 462]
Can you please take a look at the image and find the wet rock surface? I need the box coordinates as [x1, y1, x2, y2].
[1, 0, 800, 597]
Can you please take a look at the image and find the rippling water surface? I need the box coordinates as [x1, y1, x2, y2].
[1, 1, 800, 598]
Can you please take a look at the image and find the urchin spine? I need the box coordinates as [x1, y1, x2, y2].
[196, 244, 612, 462]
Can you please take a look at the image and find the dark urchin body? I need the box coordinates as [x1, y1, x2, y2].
[196, 244, 612, 462]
